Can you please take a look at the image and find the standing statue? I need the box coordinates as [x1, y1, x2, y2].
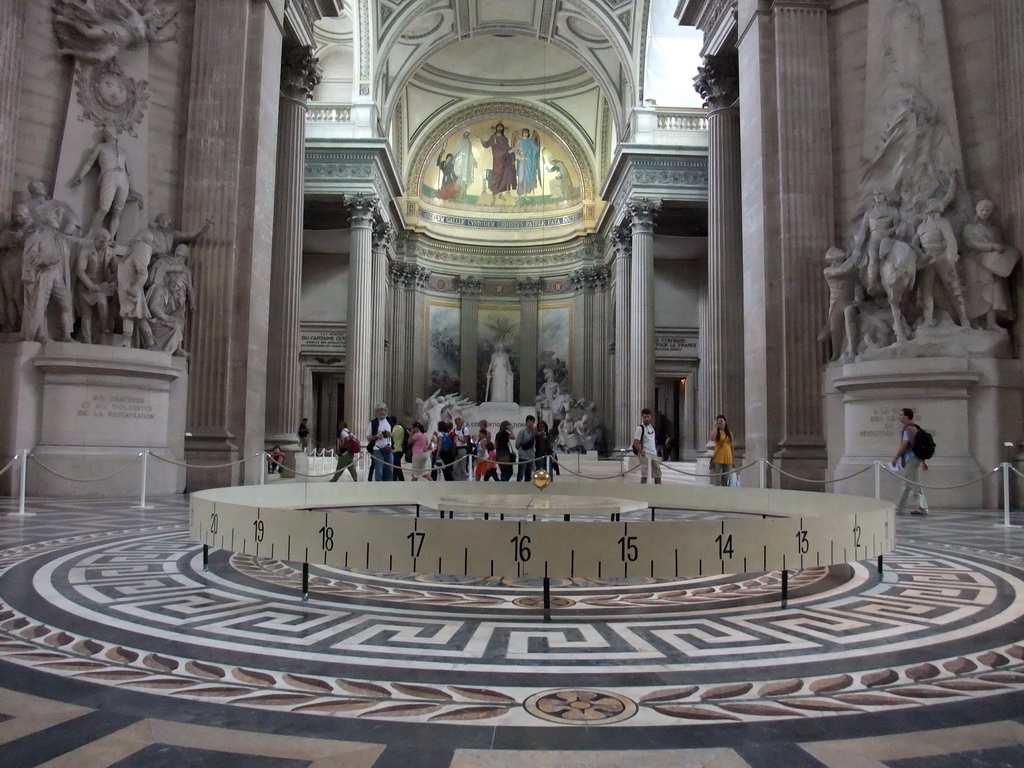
[71, 126, 143, 238]
[116, 230, 155, 348]
[74, 228, 116, 344]
[819, 246, 863, 362]
[21, 207, 77, 343]
[961, 199, 1020, 331]
[485, 341, 514, 402]
[912, 196, 970, 329]
[0, 205, 33, 334]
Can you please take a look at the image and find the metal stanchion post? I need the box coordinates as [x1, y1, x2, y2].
[997, 462, 1020, 528]
[133, 450, 154, 509]
[259, 452, 267, 486]
[17, 450, 29, 516]
[468, 452, 474, 481]
[759, 458, 766, 490]
[874, 461, 881, 500]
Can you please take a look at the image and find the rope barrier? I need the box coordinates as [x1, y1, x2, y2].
[29, 455, 137, 482]
[0, 456, 19, 478]
[149, 453, 257, 470]
[767, 462, 875, 485]
[880, 463, 1000, 491]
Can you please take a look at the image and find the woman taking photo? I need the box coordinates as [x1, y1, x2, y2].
[709, 414, 735, 486]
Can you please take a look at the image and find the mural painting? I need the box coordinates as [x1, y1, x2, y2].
[477, 306, 521, 403]
[424, 118, 582, 209]
[537, 304, 570, 394]
[427, 301, 461, 395]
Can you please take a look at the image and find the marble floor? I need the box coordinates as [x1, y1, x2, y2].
[0, 494, 1022, 767]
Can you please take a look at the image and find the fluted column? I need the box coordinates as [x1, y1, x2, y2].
[459, 277, 482, 401]
[389, 262, 411, 416]
[570, 270, 588, 398]
[611, 226, 632, 448]
[628, 200, 660, 425]
[371, 222, 394, 404]
[0, 0, 27, 218]
[517, 278, 541, 405]
[695, 54, 745, 451]
[182, 1, 283, 488]
[590, 268, 611, 424]
[345, 196, 377, 429]
[266, 42, 320, 451]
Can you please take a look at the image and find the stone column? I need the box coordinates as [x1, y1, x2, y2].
[265, 42, 320, 453]
[459, 277, 482, 402]
[610, 225, 632, 448]
[589, 267, 611, 426]
[517, 278, 541, 405]
[344, 196, 377, 431]
[389, 262, 411, 417]
[371, 222, 394, 405]
[570, 270, 588, 398]
[695, 54, 745, 451]
[0, 0, 27, 216]
[182, 0, 284, 488]
[628, 199, 660, 424]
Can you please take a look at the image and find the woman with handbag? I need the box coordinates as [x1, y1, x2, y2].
[709, 414, 735, 487]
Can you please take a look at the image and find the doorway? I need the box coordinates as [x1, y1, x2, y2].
[654, 377, 686, 461]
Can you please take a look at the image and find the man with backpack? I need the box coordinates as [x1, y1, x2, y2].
[891, 407, 931, 516]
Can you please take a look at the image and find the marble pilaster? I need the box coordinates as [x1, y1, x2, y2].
[611, 226, 632, 448]
[628, 200, 660, 427]
[0, 0, 27, 216]
[459, 277, 482, 403]
[771, 2, 832, 477]
[266, 42, 320, 451]
[517, 278, 541, 406]
[695, 54, 744, 451]
[181, 0, 284, 488]
[995, 3, 1024, 359]
[345, 196, 377, 430]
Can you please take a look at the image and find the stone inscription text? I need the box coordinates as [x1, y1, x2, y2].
[78, 395, 155, 421]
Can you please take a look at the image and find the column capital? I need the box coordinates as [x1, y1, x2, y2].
[516, 277, 543, 297]
[346, 194, 378, 226]
[611, 224, 632, 257]
[458, 276, 483, 296]
[281, 40, 322, 102]
[694, 53, 739, 111]
[627, 198, 661, 233]
[372, 221, 394, 251]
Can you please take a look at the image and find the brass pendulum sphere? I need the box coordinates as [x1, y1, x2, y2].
[532, 469, 551, 490]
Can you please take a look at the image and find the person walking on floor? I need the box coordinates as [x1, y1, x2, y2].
[892, 407, 930, 516]
[408, 422, 433, 481]
[709, 414, 734, 486]
[329, 420, 358, 482]
[633, 408, 662, 484]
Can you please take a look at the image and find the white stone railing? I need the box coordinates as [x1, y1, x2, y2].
[306, 104, 352, 123]
[630, 106, 709, 148]
[304, 102, 378, 139]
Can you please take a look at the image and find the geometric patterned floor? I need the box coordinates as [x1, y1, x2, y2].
[1, 495, 1023, 766]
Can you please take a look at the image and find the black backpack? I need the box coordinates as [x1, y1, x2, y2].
[912, 424, 936, 460]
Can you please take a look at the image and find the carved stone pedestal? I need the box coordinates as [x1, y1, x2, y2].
[0, 342, 186, 497]
[826, 358, 1024, 509]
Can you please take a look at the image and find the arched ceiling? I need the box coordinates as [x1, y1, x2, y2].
[373, 0, 646, 138]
